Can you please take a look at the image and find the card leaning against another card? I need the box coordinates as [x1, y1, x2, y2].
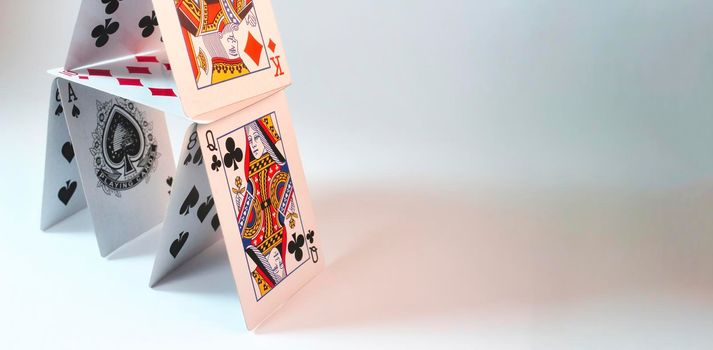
[153, 0, 292, 123]
[55, 79, 175, 256]
[198, 91, 322, 329]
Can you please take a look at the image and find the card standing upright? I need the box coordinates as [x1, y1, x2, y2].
[40, 0, 323, 329]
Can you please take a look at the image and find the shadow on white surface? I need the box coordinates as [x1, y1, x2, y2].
[255, 184, 713, 333]
[107, 225, 162, 260]
[43, 208, 93, 235]
[257, 186, 530, 333]
[38, 183, 713, 338]
[44, 209, 163, 260]
[152, 241, 237, 297]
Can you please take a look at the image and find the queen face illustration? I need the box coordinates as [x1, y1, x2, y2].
[247, 124, 266, 159]
[267, 248, 286, 280]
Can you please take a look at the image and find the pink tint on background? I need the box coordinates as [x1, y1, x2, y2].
[257, 185, 713, 334]
[2, 0, 713, 348]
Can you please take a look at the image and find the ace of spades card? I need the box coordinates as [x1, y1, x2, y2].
[151, 92, 323, 329]
[40, 84, 88, 230]
[41, 79, 175, 256]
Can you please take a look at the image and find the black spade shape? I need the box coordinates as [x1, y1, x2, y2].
[61, 142, 75, 163]
[103, 106, 144, 175]
[58, 180, 77, 205]
[72, 105, 80, 118]
[54, 104, 63, 116]
[169, 231, 189, 258]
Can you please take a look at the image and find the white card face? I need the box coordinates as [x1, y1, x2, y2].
[65, 0, 164, 70]
[41, 80, 87, 230]
[150, 124, 223, 286]
[197, 91, 322, 329]
[56, 79, 176, 256]
[153, 0, 292, 122]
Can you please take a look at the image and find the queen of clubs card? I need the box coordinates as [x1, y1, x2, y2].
[231, 114, 306, 299]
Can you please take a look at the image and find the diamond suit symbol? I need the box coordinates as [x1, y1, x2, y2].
[244, 32, 263, 65]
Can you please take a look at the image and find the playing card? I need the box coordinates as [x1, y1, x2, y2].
[65, 0, 164, 71]
[153, 0, 292, 123]
[150, 124, 223, 286]
[50, 50, 185, 119]
[41, 79, 88, 229]
[197, 91, 322, 329]
[56, 79, 176, 256]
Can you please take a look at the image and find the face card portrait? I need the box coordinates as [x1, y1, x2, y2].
[218, 112, 313, 300]
[154, 0, 292, 122]
[174, 0, 271, 89]
[197, 92, 321, 329]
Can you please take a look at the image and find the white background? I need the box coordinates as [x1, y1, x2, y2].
[2, 1, 713, 349]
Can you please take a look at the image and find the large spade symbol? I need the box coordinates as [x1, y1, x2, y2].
[103, 106, 145, 176]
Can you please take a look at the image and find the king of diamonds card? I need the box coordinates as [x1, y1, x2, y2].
[174, 0, 272, 88]
[154, 0, 291, 121]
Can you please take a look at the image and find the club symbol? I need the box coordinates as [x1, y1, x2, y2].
[306, 229, 315, 244]
[211, 155, 222, 171]
[288, 233, 305, 262]
[101, 0, 122, 14]
[92, 18, 120, 48]
[139, 11, 158, 38]
[223, 137, 243, 171]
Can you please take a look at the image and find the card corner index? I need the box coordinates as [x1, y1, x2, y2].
[52, 82, 177, 256]
[40, 80, 87, 230]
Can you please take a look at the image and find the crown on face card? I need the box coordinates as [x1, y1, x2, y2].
[40, 0, 322, 330]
